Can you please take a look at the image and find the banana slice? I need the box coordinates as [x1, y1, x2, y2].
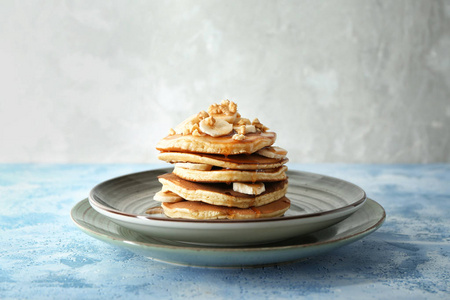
[153, 190, 184, 203]
[233, 182, 266, 195]
[257, 146, 288, 159]
[199, 117, 233, 137]
[175, 162, 212, 171]
[233, 125, 256, 134]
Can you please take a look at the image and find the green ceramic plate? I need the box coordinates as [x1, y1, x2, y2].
[71, 198, 385, 268]
[88, 169, 367, 245]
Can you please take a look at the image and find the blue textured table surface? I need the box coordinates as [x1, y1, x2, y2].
[1, 164, 449, 299]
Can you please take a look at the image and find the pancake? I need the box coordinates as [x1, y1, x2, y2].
[162, 197, 291, 220]
[158, 173, 288, 208]
[156, 132, 276, 156]
[172, 165, 288, 183]
[157, 152, 288, 170]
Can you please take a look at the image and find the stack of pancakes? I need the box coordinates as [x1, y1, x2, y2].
[154, 100, 290, 220]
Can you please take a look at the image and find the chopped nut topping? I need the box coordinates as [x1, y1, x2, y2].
[192, 129, 202, 136]
[220, 101, 230, 115]
[229, 102, 237, 114]
[197, 110, 209, 120]
[236, 118, 251, 126]
[208, 100, 237, 117]
[232, 133, 246, 140]
[182, 127, 191, 135]
[236, 125, 246, 135]
[204, 116, 216, 127]
[179, 118, 202, 135]
[221, 99, 237, 115]
[208, 104, 222, 116]
[191, 123, 200, 132]
[252, 118, 269, 132]
[172, 100, 270, 137]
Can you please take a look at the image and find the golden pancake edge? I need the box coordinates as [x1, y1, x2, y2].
[156, 132, 277, 156]
[172, 165, 288, 183]
[158, 152, 288, 170]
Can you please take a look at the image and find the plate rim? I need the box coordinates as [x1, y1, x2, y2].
[71, 198, 385, 253]
[88, 168, 367, 224]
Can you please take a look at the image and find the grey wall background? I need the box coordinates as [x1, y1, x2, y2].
[1, 0, 449, 163]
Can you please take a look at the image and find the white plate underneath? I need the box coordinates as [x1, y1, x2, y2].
[88, 169, 367, 246]
[71, 198, 385, 268]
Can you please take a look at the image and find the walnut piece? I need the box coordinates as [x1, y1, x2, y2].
[252, 118, 269, 132]
[236, 125, 246, 135]
[182, 127, 191, 135]
[192, 129, 202, 136]
[208, 104, 223, 116]
[191, 123, 200, 132]
[235, 118, 251, 126]
[229, 101, 237, 114]
[197, 110, 209, 120]
[171, 100, 270, 137]
[232, 133, 246, 141]
[204, 116, 216, 127]
[208, 100, 238, 117]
